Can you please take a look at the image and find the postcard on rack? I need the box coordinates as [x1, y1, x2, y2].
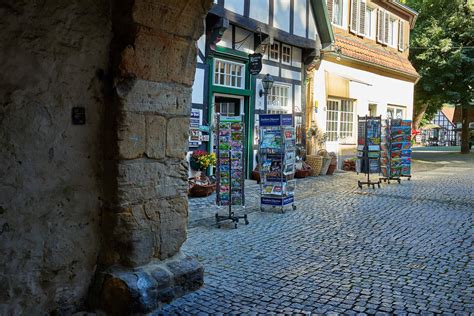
[283, 163, 295, 175]
[231, 122, 242, 131]
[231, 132, 243, 141]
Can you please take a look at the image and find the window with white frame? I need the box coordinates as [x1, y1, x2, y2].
[388, 18, 398, 47]
[213, 59, 245, 89]
[327, 0, 344, 27]
[269, 42, 280, 61]
[365, 7, 376, 39]
[387, 105, 405, 119]
[282, 44, 291, 65]
[268, 84, 290, 110]
[326, 99, 355, 142]
[350, 0, 367, 36]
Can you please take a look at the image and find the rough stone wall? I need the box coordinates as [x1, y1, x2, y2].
[0, 1, 111, 314]
[99, 0, 212, 268]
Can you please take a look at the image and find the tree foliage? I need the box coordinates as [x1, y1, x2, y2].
[406, 0, 474, 151]
[406, 0, 474, 113]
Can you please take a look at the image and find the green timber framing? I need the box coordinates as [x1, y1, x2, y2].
[206, 46, 255, 178]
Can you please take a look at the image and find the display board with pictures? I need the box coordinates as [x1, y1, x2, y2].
[215, 115, 245, 206]
[381, 119, 412, 181]
[258, 114, 297, 211]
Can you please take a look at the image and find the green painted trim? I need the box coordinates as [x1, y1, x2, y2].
[206, 57, 214, 153]
[215, 46, 249, 60]
[246, 76, 256, 176]
[310, 0, 334, 49]
[212, 85, 251, 96]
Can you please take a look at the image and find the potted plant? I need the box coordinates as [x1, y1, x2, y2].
[190, 150, 216, 171]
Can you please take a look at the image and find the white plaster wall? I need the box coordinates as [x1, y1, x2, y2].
[294, 84, 302, 112]
[274, 0, 291, 32]
[192, 68, 205, 104]
[281, 68, 301, 81]
[224, 0, 244, 16]
[261, 63, 279, 77]
[219, 27, 233, 49]
[293, 0, 307, 37]
[250, 0, 270, 24]
[292, 47, 302, 68]
[313, 60, 414, 147]
[308, 5, 318, 40]
[197, 35, 206, 63]
[235, 27, 254, 54]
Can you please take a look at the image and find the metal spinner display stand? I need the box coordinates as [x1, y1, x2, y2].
[215, 114, 249, 229]
[379, 119, 412, 184]
[258, 114, 297, 213]
[215, 155, 249, 229]
[357, 115, 382, 189]
[380, 119, 401, 184]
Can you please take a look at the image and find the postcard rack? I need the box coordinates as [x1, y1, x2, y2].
[357, 115, 382, 189]
[215, 114, 249, 228]
[258, 114, 297, 213]
[380, 119, 413, 183]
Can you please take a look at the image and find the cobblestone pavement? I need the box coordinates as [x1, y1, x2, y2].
[160, 155, 474, 315]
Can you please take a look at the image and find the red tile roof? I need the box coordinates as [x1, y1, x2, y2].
[334, 33, 419, 78]
[441, 107, 456, 123]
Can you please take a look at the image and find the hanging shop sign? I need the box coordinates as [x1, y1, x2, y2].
[248, 53, 263, 75]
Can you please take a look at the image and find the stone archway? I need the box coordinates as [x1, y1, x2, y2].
[92, 0, 213, 314]
[0, 0, 211, 314]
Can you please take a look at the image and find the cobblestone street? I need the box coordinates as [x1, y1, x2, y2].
[160, 151, 474, 315]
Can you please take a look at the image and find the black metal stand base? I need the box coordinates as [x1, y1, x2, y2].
[215, 212, 249, 229]
[380, 177, 401, 184]
[400, 175, 412, 180]
[358, 180, 381, 189]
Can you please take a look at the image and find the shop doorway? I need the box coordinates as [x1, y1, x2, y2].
[215, 96, 242, 116]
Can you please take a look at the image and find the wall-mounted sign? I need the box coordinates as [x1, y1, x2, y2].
[248, 53, 263, 75]
[72, 107, 85, 125]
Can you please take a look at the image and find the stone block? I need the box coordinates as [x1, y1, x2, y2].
[120, 29, 197, 86]
[117, 159, 187, 205]
[166, 117, 190, 159]
[113, 206, 156, 267]
[116, 79, 192, 116]
[93, 255, 204, 314]
[117, 111, 146, 159]
[167, 256, 204, 291]
[132, 0, 211, 40]
[100, 270, 159, 315]
[145, 115, 166, 159]
[145, 197, 188, 259]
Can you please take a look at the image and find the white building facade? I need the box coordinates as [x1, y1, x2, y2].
[309, 0, 419, 155]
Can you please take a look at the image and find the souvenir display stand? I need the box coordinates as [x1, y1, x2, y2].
[258, 114, 297, 213]
[357, 115, 382, 189]
[380, 119, 412, 183]
[215, 114, 249, 228]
